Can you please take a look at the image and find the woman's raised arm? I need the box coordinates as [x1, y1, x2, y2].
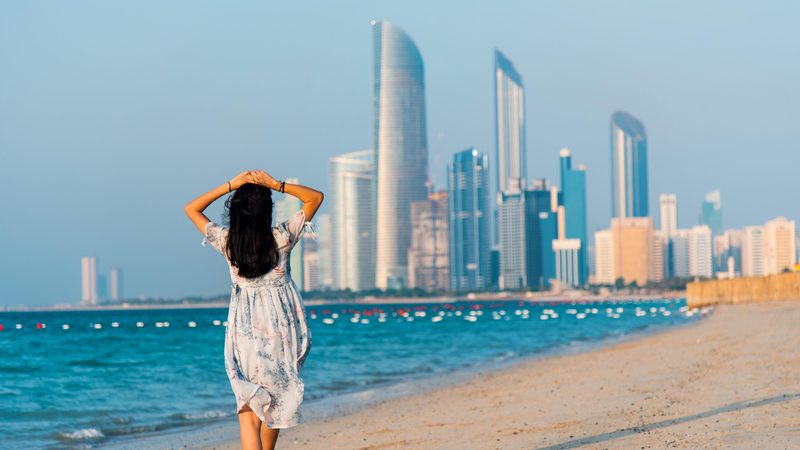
[251, 170, 324, 221]
[183, 171, 255, 234]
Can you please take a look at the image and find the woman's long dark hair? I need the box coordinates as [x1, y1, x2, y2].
[224, 183, 279, 278]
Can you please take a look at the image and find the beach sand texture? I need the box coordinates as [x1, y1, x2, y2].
[208, 301, 800, 449]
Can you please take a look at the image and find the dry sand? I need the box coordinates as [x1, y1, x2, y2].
[209, 301, 800, 450]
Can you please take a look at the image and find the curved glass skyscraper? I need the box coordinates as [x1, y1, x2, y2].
[610, 111, 649, 218]
[372, 21, 429, 289]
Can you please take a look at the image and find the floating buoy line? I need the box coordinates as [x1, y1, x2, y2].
[0, 300, 713, 332]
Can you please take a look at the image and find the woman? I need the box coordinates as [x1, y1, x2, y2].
[184, 170, 324, 450]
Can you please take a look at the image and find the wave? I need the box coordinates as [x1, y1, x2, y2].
[168, 410, 230, 421]
[56, 428, 104, 441]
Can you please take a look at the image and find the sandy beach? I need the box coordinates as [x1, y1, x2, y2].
[201, 300, 800, 449]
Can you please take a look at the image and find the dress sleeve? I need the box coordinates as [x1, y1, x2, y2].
[278, 209, 316, 249]
[201, 221, 228, 256]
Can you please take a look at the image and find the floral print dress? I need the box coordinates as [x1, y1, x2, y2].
[202, 209, 313, 428]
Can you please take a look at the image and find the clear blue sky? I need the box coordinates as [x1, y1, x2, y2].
[1, 1, 797, 306]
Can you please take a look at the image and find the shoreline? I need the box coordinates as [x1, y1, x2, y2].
[197, 300, 799, 449]
[2, 291, 686, 312]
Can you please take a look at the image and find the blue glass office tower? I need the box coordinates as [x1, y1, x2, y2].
[701, 189, 723, 236]
[559, 148, 588, 285]
[610, 111, 648, 218]
[448, 148, 490, 290]
[372, 21, 429, 289]
[538, 211, 557, 287]
[524, 181, 553, 290]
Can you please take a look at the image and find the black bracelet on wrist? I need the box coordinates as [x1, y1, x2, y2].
[227, 181, 232, 192]
[279, 181, 286, 193]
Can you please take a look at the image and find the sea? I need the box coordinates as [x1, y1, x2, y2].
[0, 298, 703, 449]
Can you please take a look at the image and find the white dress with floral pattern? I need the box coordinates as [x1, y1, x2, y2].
[202, 209, 313, 428]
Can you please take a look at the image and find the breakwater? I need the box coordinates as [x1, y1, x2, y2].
[687, 271, 800, 307]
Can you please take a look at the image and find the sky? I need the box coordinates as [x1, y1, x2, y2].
[1, 1, 798, 306]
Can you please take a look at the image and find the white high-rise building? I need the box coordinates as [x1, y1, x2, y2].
[315, 213, 333, 290]
[303, 242, 320, 292]
[672, 230, 691, 278]
[329, 150, 375, 291]
[742, 226, 766, 277]
[274, 177, 304, 288]
[688, 225, 713, 278]
[659, 193, 677, 236]
[553, 239, 582, 287]
[109, 268, 123, 302]
[593, 228, 614, 285]
[651, 230, 667, 282]
[81, 256, 97, 305]
[764, 217, 796, 275]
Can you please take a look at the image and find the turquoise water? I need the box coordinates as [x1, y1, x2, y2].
[0, 298, 699, 449]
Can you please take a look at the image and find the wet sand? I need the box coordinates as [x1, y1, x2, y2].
[206, 301, 800, 449]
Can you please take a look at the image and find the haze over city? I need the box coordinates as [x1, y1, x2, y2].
[1, 1, 798, 306]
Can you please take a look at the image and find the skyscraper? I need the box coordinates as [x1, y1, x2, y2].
[700, 190, 723, 236]
[303, 239, 320, 292]
[524, 180, 554, 290]
[742, 226, 765, 277]
[81, 256, 97, 305]
[559, 148, 588, 285]
[764, 217, 797, 275]
[538, 211, 558, 287]
[274, 177, 304, 289]
[494, 50, 526, 193]
[651, 230, 667, 282]
[448, 148, 490, 290]
[610, 217, 655, 286]
[553, 239, 582, 288]
[610, 111, 649, 218]
[329, 149, 375, 291]
[315, 213, 333, 290]
[109, 268, 123, 302]
[373, 20, 429, 290]
[594, 228, 614, 285]
[713, 229, 742, 276]
[408, 191, 449, 291]
[659, 193, 678, 236]
[552, 204, 582, 287]
[498, 191, 526, 289]
[688, 225, 713, 278]
[672, 229, 691, 278]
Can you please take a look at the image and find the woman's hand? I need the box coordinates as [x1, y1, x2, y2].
[251, 170, 280, 190]
[229, 171, 255, 190]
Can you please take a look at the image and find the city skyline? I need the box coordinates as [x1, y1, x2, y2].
[2, 2, 798, 305]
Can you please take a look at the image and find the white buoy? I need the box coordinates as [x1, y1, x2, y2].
[93, 323, 102, 329]
[111, 322, 119, 328]
[15, 324, 22, 329]
[431, 316, 443, 323]
[212, 320, 221, 326]
[322, 318, 334, 325]
[136, 321, 145, 327]
[539, 315, 549, 320]
[62, 324, 70, 330]
[188, 321, 197, 328]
